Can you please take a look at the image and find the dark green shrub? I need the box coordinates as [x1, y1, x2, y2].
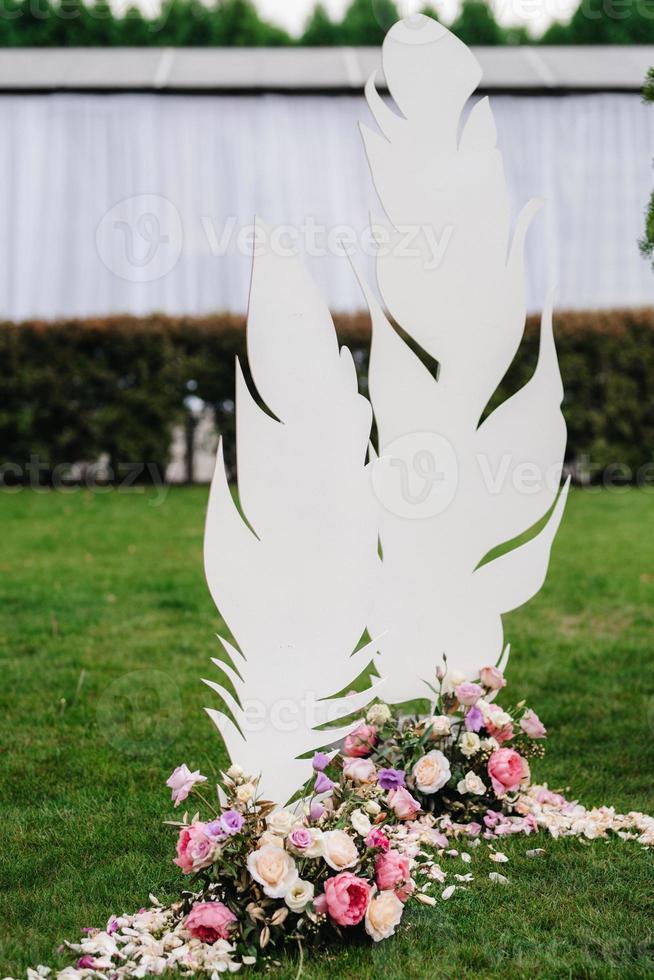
[1, 307, 653, 485]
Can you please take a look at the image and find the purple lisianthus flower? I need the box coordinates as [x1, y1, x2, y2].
[465, 705, 484, 732]
[377, 768, 406, 791]
[314, 771, 334, 794]
[220, 809, 245, 836]
[205, 819, 228, 842]
[312, 751, 330, 772]
[309, 801, 325, 821]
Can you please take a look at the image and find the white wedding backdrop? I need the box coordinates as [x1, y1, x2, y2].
[0, 47, 653, 320]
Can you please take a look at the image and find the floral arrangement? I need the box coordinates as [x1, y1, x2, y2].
[21, 664, 651, 979]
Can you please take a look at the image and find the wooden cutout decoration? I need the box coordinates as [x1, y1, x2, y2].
[361, 16, 569, 701]
[203, 221, 381, 805]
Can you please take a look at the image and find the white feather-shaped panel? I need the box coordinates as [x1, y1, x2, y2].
[204, 222, 380, 804]
[362, 17, 569, 700]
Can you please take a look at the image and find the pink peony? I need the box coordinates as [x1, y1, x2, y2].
[488, 748, 527, 797]
[343, 757, 377, 784]
[375, 850, 414, 902]
[323, 872, 371, 926]
[343, 723, 378, 758]
[520, 709, 547, 739]
[387, 786, 421, 821]
[186, 901, 236, 944]
[454, 682, 484, 706]
[174, 823, 215, 874]
[166, 764, 207, 807]
[365, 827, 391, 852]
[479, 666, 506, 691]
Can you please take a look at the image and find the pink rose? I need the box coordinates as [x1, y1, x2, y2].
[387, 786, 421, 821]
[520, 709, 547, 739]
[323, 872, 371, 926]
[479, 666, 506, 691]
[454, 682, 484, 706]
[166, 764, 207, 807]
[488, 748, 527, 797]
[375, 850, 414, 902]
[174, 823, 215, 874]
[185, 901, 236, 944]
[484, 704, 514, 743]
[365, 827, 390, 852]
[343, 757, 377, 783]
[287, 826, 313, 852]
[343, 723, 378, 758]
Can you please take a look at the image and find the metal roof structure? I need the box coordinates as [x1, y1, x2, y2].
[0, 45, 651, 92]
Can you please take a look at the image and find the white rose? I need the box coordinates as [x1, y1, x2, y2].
[266, 810, 297, 837]
[247, 845, 298, 898]
[442, 670, 466, 694]
[459, 732, 481, 758]
[429, 715, 452, 738]
[412, 750, 451, 794]
[366, 703, 392, 726]
[364, 800, 381, 817]
[285, 879, 315, 913]
[457, 771, 486, 796]
[351, 809, 372, 837]
[481, 737, 499, 752]
[236, 782, 255, 803]
[226, 764, 244, 782]
[321, 830, 359, 871]
[365, 890, 404, 942]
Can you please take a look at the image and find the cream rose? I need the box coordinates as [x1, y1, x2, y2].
[366, 703, 392, 726]
[429, 715, 452, 738]
[266, 810, 297, 837]
[321, 830, 359, 871]
[285, 879, 315, 913]
[257, 831, 284, 849]
[365, 890, 404, 942]
[247, 844, 298, 898]
[342, 757, 377, 784]
[351, 809, 372, 837]
[459, 732, 481, 758]
[457, 770, 486, 795]
[236, 782, 256, 804]
[364, 800, 381, 817]
[481, 737, 499, 753]
[412, 750, 451, 794]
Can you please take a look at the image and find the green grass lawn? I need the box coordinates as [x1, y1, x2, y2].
[1, 487, 653, 979]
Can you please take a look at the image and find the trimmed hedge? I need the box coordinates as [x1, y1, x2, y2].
[1, 307, 654, 484]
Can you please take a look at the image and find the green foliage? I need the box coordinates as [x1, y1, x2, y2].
[3, 0, 653, 46]
[300, 2, 340, 45]
[542, 0, 654, 44]
[338, 0, 399, 45]
[1, 309, 654, 485]
[450, 0, 503, 45]
[1, 487, 653, 977]
[641, 68, 654, 267]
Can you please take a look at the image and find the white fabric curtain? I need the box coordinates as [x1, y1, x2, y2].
[0, 91, 652, 320]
